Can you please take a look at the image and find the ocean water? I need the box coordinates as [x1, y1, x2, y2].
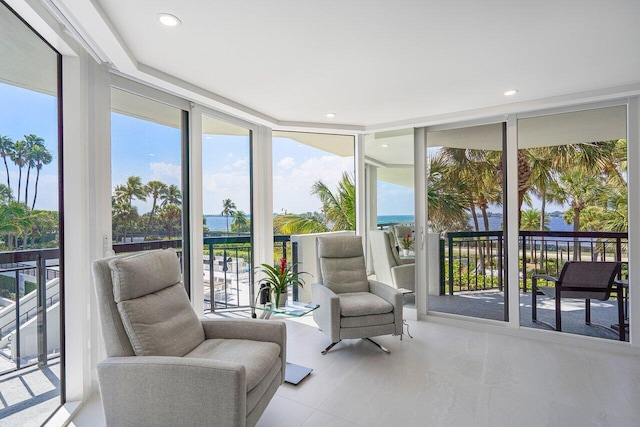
[207, 214, 574, 232]
[205, 215, 235, 231]
[377, 214, 573, 232]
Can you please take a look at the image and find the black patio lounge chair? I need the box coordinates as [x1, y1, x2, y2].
[532, 261, 626, 341]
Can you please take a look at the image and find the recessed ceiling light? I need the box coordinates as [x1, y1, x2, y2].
[157, 13, 181, 27]
[503, 89, 519, 96]
[325, 112, 336, 118]
[381, 144, 389, 148]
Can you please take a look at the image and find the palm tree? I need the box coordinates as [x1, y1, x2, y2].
[122, 176, 147, 206]
[274, 173, 356, 234]
[427, 151, 468, 231]
[112, 198, 138, 243]
[11, 139, 28, 204]
[221, 198, 237, 233]
[158, 204, 181, 238]
[143, 180, 168, 240]
[520, 209, 549, 231]
[0, 201, 34, 249]
[311, 172, 356, 231]
[230, 210, 250, 233]
[554, 169, 605, 260]
[0, 135, 14, 189]
[0, 184, 12, 204]
[0, 201, 27, 249]
[30, 143, 53, 209]
[274, 214, 329, 234]
[23, 134, 45, 206]
[161, 184, 182, 207]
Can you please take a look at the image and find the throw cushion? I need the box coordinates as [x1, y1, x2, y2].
[109, 248, 182, 302]
[117, 283, 205, 356]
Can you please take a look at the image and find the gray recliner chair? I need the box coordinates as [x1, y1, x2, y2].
[369, 230, 415, 291]
[312, 235, 403, 354]
[92, 248, 286, 427]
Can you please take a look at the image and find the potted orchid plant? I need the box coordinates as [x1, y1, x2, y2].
[400, 233, 413, 256]
[256, 258, 307, 307]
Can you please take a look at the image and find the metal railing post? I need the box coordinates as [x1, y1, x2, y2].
[439, 239, 445, 295]
[14, 270, 21, 370]
[37, 254, 48, 367]
[292, 241, 299, 301]
[447, 234, 454, 295]
[208, 243, 214, 313]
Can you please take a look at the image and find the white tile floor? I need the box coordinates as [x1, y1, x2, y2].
[69, 315, 640, 427]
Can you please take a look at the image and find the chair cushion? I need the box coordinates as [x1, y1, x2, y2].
[338, 292, 394, 317]
[320, 258, 369, 294]
[185, 338, 281, 391]
[341, 312, 395, 328]
[117, 283, 205, 356]
[109, 248, 182, 302]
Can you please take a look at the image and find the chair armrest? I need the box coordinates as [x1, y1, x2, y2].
[200, 318, 286, 379]
[97, 356, 247, 427]
[201, 318, 285, 346]
[369, 280, 403, 335]
[390, 264, 415, 291]
[311, 283, 341, 343]
[531, 274, 558, 282]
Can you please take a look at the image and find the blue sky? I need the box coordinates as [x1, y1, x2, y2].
[0, 83, 59, 211]
[5, 80, 552, 218]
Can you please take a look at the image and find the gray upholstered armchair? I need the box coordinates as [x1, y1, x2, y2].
[312, 235, 403, 354]
[369, 230, 415, 292]
[92, 248, 286, 427]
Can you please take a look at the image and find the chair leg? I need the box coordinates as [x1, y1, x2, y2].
[364, 338, 390, 354]
[585, 299, 591, 325]
[617, 284, 625, 342]
[321, 342, 339, 355]
[532, 277, 538, 322]
[555, 288, 562, 332]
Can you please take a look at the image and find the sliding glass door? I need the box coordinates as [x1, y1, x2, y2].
[426, 123, 508, 322]
[0, 2, 63, 423]
[201, 115, 253, 312]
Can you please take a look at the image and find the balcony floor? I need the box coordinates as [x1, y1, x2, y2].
[0, 360, 60, 426]
[69, 311, 639, 427]
[429, 291, 628, 341]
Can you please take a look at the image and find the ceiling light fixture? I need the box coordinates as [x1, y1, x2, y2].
[325, 112, 336, 118]
[503, 89, 519, 96]
[157, 13, 181, 27]
[381, 144, 389, 148]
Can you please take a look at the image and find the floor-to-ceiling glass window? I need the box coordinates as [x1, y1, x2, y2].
[518, 105, 629, 341]
[0, 2, 63, 424]
[202, 115, 252, 311]
[271, 131, 355, 302]
[426, 123, 508, 321]
[110, 88, 187, 280]
[364, 129, 415, 308]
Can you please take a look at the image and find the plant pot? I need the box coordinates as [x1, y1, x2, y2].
[401, 249, 410, 257]
[274, 290, 287, 307]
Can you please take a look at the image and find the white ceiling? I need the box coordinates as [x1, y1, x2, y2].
[54, 0, 640, 129]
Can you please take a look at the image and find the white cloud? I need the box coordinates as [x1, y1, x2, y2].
[273, 155, 354, 214]
[202, 170, 251, 214]
[277, 157, 295, 170]
[149, 162, 181, 184]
